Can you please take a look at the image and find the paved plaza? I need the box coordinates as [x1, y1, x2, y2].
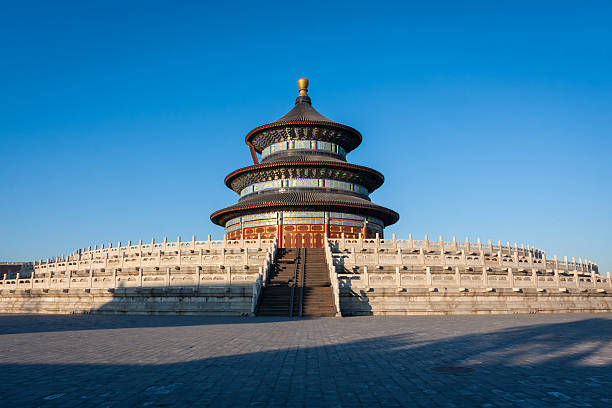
[0, 314, 610, 407]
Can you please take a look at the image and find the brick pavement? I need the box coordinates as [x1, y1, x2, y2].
[0, 313, 610, 407]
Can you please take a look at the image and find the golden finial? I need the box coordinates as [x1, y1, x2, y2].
[298, 78, 309, 96]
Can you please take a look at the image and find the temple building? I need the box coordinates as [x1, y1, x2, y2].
[210, 79, 399, 248]
[1, 78, 608, 318]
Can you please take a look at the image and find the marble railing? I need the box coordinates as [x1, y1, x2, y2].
[328, 236, 610, 292]
[31, 237, 277, 275]
[329, 234, 598, 273]
[324, 241, 341, 315]
[1, 238, 278, 302]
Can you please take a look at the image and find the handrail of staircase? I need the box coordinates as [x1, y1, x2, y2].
[289, 248, 300, 318]
[324, 238, 342, 317]
[252, 239, 278, 315]
[298, 248, 306, 317]
[264, 237, 278, 287]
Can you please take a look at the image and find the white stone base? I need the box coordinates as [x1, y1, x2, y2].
[0, 285, 255, 316]
[340, 287, 612, 316]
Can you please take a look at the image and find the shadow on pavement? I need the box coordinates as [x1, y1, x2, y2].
[0, 314, 292, 335]
[0, 317, 610, 406]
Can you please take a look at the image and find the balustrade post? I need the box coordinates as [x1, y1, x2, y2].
[396, 266, 401, 288]
[607, 272, 612, 289]
[167, 268, 171, 287]
[508, 267, 514, 288]
[482, 267, 488, 288]
[114, 269, 118, 289]
[31, 270, 35, 289]
[177, 236, 182, 266]
[574, 270, 579, 289]
[89, 269, 93, 289]
[15, 273, 20, 289]
[196, 266, 201, 288]
[426, 266, 432, 286]
[363, 266, 369, 288]
[397, 247, 402, 265]
[455, 266, 461, 286]
[227, 266, 232, 287]
[408, 233, 413, 249]
[532, 269, 538, 288]
[67, 270, 72, 289]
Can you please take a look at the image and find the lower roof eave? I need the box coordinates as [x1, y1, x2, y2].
[210, 202, 399, 227]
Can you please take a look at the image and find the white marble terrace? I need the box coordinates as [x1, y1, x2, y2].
[0, 236, 278, 292]
[327, 234, 610, 292]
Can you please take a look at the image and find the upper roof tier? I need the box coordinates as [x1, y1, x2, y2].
[245, 79, 362, 154]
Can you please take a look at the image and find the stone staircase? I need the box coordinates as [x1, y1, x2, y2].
[256, 248, 336, 317]
[299, 248, 336, 317]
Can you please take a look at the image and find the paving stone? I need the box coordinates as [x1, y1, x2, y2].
[0, 314, 609, 407]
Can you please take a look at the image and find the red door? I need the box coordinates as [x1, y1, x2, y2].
[303, 233, 312, 248]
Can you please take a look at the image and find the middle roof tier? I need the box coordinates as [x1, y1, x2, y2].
[224, 161, 385, 195]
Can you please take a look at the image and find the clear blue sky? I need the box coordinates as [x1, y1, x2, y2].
[1, 1, 611, 273]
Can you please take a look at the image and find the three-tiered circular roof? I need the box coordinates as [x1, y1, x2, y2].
[210, 79, 399, 227]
